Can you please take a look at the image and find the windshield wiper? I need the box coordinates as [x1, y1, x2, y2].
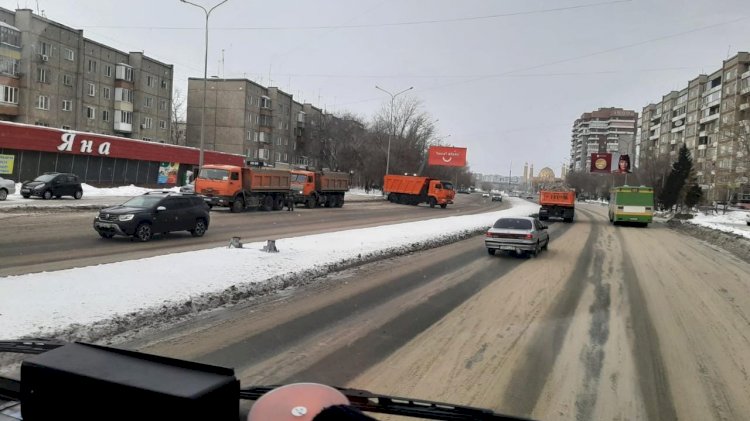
[241, 386, 534, 421]
[0, 340, 64, 355]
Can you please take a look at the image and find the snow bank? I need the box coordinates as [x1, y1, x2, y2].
[0, 198, 538, 339]
[688, 210, 750, 240]
[347, 188, 383, 197]
[9, 182, 178, 198]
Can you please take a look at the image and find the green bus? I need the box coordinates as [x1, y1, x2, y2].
[609, 185, 654, 226]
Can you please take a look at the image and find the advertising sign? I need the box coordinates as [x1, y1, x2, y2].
[590, 153, 612, 174]
[0, 154, 14, 174]
[158, 162, 180, 184]
[428, 146, 467, 167]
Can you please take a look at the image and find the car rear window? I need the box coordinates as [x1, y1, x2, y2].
[493, 218, 532, 230]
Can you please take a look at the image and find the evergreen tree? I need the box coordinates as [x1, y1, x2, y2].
[684, 183, 703, 209]
[660, 144, 693, 210]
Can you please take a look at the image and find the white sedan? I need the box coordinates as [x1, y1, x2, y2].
[0, 176, 15, 201]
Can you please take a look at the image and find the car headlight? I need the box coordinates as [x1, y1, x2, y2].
[118, 214, 135, 221]
[298, 190, 303, 194]
[34, 184, 45, 190]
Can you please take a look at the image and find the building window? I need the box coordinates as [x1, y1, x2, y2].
[64, 48, 74, 61]
[87, 59, 97, 73]
[61, 125, 71, 130]
[87, 83, 96, 96]
[104, 65, 112, 78]
[62, 100, 72, 111]
[283, 153, 288, 162]
[0, 56, 19, 76]
[116, 64, 133, 81]
[115, 87, 133, 103]
[142, 137, 153, 141]
[102, 110, 110, 121]
[0, 86, 18, 104]
[146, 75, 154, 87]
[37, 95, 49, 110]
[159, 100, 167, 111]
[144, 96, 153, 108]
[116, 110, 133, 124]
[275, 152, 281, 162]
[260, 96, 271, 109]
[161, 79, 168, 89]
[142, 116, 153, 129]
[102, 87, 111, 100]
[86, 106, 96, 120]
[63, 74, 73, 86]
[159, 120, 167, 129]
[40, 42, 50, 56]
[0, 26, 20, 47]
[37, 67, 49, 83]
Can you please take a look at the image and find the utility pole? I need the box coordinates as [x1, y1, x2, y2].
[375, 85, 413, 175]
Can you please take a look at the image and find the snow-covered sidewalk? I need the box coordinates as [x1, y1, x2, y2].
[687, 210, 750, 240]
[0, 198, 538, 339]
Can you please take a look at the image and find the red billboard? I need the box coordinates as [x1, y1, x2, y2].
[590, 153, 612, 173]
[428, 146, 467, 167]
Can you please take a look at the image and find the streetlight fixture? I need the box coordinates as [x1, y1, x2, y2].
[180, 0, 229, 172]
[375, 85, 413, 175]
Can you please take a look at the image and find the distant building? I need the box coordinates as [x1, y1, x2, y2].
[0, 7, 173, 142]
[639, 52, 750, 201]
[569, 107, 638, 171]
[186, 78, 327, 167]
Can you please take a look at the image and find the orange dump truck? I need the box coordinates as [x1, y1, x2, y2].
[538, 189, 576, 222]
[195, 164, 291, 212]
[383, 174, 455, 208]
[291, 169, 350, 208]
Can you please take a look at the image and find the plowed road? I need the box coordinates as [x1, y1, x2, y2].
[128, 203, 750, 421]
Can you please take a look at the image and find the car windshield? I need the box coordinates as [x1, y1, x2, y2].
[493, 218, 532, 230]
[121, 196, 163, 208]
[441, 182, 454, 190]
[198, 169, 229, 180]
[33, 174, 56, 182]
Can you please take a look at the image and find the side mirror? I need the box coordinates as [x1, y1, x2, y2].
[156, 206, 167, 212]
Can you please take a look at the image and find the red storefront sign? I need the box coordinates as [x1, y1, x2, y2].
[428, 146, 467, 167]
[0, 121, 244, 166]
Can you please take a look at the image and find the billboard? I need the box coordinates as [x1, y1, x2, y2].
[590, 153, 612, 174]
[428, 146, 467, 167]
[0, 154, 14, 174]
[157, 162, 180, 184]
[614, 153, 632, 173]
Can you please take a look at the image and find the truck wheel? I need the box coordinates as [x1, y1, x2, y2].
[487, 248, 496, 256]
[306, 198, 316, 208]
[335, 195, 344, 208]
[387, 193, 395, 202]
[429, 197, 437, 208]
[440, 203, 447, 209]
[230, 199, 244, 213]
[262, 196, 274, 211]
[273, 196, 284, 210]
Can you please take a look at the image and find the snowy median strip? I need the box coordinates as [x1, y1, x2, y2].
[0, 198, 538, 340]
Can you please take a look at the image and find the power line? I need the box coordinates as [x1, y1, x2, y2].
[79, 0, 631, 31]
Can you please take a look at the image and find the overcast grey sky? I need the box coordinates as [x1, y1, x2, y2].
[4, 0, 749, 176]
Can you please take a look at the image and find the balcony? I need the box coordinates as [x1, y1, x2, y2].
[740, 103, 750, 111]
[741, 85, 750, 96]
[742, 70, 750, 80]
[114, 121, 132, 133]
[648, 133, 660, 140]
[699, 113, 720, 124]
[671, 113, 687, 121]
[703, 84, 722, 97]
[671, 125, 685, 133]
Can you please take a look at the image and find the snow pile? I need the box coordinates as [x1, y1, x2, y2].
[9, 182, 178, 198]
[0, 198, 538, 339]
[347, 188, 383, 197]
[688, 210, 750, 239]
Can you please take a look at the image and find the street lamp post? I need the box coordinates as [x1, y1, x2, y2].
[180, 0, 229, 172]
[375, 85, 413, 175]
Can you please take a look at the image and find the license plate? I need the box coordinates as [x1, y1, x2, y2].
[500, 245, 516, 251]
[21, 189, 30, 193]
[96, 223, 116, 228]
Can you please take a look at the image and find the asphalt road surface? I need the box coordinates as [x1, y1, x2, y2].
[129, 203, 750, 421]
[0, 193, 501, 276]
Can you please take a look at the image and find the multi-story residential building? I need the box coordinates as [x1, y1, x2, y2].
[186, 77, 326, 167]
[569, 107, 638, 171]
[639, 52, 750, 200]
[0, 7, 173, 142]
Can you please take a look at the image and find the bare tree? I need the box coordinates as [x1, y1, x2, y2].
[171, 88, 186, 145]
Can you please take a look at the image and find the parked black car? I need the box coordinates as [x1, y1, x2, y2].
[93, 191, 210, 241]
[21, 172, 83, 200]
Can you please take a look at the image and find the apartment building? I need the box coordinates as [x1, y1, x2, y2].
[569, 107, 638, 171]
[0, 8, 173, 142]
[639, 52, 750, 200]
[186, 77, 326, 167]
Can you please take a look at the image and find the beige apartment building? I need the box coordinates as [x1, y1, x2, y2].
[186, 77, 326, 167]
[0, 7, 173, 142]
[638, 52, 750, 200]
[570, 107, 638, 171]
